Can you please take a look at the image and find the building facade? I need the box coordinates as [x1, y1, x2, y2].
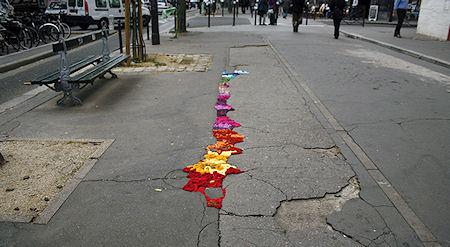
[417, 0, 450, 40]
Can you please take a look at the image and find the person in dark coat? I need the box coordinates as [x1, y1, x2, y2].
[281, 0, 291, 18]
[291, 0, 304, 32]
[249, 0, 256, 17]
[268, 0, 279, 25]
[329, 0, 345, 39]
[240, 0, 249, 14]
[258, 0, 268, 25]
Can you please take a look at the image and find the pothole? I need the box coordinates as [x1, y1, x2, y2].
[274, 177, 360, 232]
[113, 53, 212, 73]
[305, 146, 342, 158]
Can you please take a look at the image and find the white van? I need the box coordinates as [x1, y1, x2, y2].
[64, 0, 151, 30]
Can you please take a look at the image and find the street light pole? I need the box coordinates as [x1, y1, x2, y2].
[221, 0, 224, 16]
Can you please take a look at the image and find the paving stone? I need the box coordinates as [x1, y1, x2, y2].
[219, 215, 292, 247]
[327, 199, 392, 246]
[222, 174, 285, 216]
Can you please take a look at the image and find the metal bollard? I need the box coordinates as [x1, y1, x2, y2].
[305, 9, 308, 25]
[208, 2, 211, 27]
[362, 6, 366, 27]
[254, 1, 258, 25]
[118, 20, 123, 53]
[232, 1, 236, 26]
[305, 2, 309, 25]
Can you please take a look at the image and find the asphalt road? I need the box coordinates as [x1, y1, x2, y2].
[266, 24, 450, 245]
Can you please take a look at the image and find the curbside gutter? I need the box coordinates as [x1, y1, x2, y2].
[340, 30, 450, 69]
[0, 50, 55, 74]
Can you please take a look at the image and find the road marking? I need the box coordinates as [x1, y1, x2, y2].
[266, 39, 441, 246]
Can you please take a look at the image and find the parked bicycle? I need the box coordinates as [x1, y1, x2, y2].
[0, 18, 33, 51]
[25, 11, 71, 45]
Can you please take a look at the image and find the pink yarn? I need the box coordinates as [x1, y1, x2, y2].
[215, 116, 241, 127]
[213, 123, 235, 130]
[217, 94, 230, 102]
[214, 103, 234, 111]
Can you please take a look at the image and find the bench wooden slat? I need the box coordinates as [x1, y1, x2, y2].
[70, 54, 128, 83]
[31, 55, 100, 84]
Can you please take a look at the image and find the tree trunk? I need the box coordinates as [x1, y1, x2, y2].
[177, 0, 187, 32]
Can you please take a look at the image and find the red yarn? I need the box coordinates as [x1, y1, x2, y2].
[213, 129, 245, 144]
[182, 169, 241, 192]
[207, 141, 243, 155]
[199, 187, 226, 209]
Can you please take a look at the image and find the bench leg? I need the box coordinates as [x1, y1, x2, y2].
[57, 92, 82, 106]
[99, 70, 118, 80]
[109, 70, 118, 79]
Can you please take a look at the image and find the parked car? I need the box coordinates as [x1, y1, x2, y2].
[157, 0, 170, 14]
[407, 1, 419, 20]
[44, 0, 68, 15]
[142, 0, 170, 15]
[64, 0, 151, 30]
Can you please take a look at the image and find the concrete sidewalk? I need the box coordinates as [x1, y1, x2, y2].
[339, 25, 450, 68]
[0, 18, 435, 246]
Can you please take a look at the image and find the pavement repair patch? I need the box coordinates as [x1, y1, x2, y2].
[275, 177, 360, 232]
[113, 53, 212, 73]
[0, 138, 113, 224]
[181, 70, 248, 209]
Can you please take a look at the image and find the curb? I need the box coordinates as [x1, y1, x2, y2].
[341, 30, 450, 69]
[0, 49, 54, 73]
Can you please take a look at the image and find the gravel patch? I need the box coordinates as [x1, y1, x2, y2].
[0, 139, 102, 222]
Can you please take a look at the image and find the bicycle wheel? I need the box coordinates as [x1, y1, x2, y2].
[26, 26, 40, 47]
[18, 29, 33, 50]
[38, 23, 60, 44]
[60, 22, 71, 39]
[4, 30, 21, 51]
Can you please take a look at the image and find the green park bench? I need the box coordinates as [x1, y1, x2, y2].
[30, 27, 129, 105]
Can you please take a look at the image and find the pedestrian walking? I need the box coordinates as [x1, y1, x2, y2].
[281, 0, 291, 18]
[329, 0, 345, 39]
[241, 0, 249, 13]
[249, 0, 256, 17]
[393, 0, 408, 38]
[268, 0, 279, 25]
[258, 0, 268, 25]
[291, 0, 304, 32]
